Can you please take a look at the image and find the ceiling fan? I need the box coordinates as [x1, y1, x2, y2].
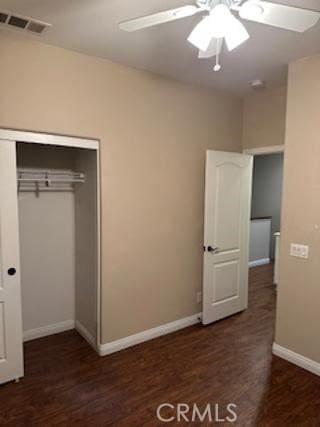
[119, 0, 320, 71]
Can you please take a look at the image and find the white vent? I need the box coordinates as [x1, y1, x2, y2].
[0, 10, 51, 35]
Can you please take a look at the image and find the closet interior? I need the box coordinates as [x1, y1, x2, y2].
[16, 142, 99, 349]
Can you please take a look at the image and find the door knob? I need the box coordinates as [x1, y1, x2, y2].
[7, 268, 16, 276]
[208, 246, 219, 254]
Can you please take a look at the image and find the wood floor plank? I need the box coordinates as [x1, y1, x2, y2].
[1, 264, 320, 426]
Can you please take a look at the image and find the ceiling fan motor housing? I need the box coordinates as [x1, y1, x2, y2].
[196, 0, 240, 10]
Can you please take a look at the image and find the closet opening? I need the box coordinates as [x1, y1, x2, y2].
[16, 141, 99, 351]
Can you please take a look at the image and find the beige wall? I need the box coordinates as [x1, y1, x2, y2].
[0, 32, 243, 343]
[242, 86, 287, 149]
[275, 55, 320, 363]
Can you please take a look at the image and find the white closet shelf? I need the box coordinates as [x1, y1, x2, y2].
[17, 168, 85, 194]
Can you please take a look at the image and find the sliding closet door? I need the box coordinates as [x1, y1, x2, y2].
[0, 140, 24, 384]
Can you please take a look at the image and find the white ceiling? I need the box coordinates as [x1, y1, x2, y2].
[1, 0, 320, 95]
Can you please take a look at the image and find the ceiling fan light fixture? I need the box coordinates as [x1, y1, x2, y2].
[224, 15, 250, 51]
[208, 4, 233, 38]
[198, 37, 220, 58]
[188, 4, 249, 53]
[187, 4, 232, 51]
[187, 15, 213, 50]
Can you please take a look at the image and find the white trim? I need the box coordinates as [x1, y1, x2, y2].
[243, 145, 285, 156]
[249, 258, 270, 267]
[0, 128, 99, 150]
[75, 320, 97, 351]
[0, 127, 101, 356]
[96, 147, 102, 349]
[273, 343, 320, 376]
[23, 320, 75, 342]
[99, 313, 201, 356]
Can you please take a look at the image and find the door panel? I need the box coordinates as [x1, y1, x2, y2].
[203, 151, 253, 325]
[0, 140, 24, 384]
[214, 163, 242, 251]
[213, 260, 239, 303]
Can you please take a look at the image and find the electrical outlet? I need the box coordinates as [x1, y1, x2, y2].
[197, 291, 202, 304]
[290, 243, 309, 259]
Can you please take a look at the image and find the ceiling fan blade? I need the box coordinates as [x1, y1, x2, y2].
[238, 0, 320, 33]
[198, 38, 220, 58]
[119, 5, 202, 32]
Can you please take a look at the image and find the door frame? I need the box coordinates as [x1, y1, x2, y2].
[243, 144, 285, 285]
[0, 128, 102, 352]
[242, 145, 285, 156]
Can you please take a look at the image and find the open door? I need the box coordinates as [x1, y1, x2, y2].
[202, 151, 253, 325]
[0, 140, 24, 384]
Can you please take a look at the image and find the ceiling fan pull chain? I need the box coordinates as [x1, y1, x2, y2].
[213, 38, 222, 71]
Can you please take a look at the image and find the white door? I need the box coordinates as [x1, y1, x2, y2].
[0, 140, 24, 384]
[202, 150, 253, 325]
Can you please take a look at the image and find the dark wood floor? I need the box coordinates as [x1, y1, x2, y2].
[1, 264, 320, 426]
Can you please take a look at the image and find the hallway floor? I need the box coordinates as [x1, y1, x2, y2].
[1, 264, 320, 426]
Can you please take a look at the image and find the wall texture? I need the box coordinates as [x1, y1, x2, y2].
[251, 153, 284, 259]
[275, 54, 320, 363]
[0, 32, 243, 343]
[242, 86, 287, 149]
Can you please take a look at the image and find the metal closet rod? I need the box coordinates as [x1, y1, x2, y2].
[17, 168, 85, 183]
[17, 168, 85, 194]
[17, 177, 85, 183]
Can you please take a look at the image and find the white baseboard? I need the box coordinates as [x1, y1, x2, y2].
[75, 320, 97, 351]
[273, 343, 320, 376]
[23, 320, 75, 342]
[99, 313, 201, 356]
[249, 258, 270, 268]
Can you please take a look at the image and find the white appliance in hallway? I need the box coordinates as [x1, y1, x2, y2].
[274, 232, 280, 285]
[202, 150, 253, 325]
[249, 217, 272, 267]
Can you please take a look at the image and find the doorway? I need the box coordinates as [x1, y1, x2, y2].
[245, 146, 285, 285]
[0, 130, 101, 385]
[202, 146, 284, 327]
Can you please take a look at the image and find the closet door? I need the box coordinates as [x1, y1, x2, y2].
[0, 140, 24, 384]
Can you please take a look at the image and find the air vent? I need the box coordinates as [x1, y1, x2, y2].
[27, 21, 47, 34]
[8, 16, 28, 29]
[0, 12, 8, 23]
[0, 10, 51, 35]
